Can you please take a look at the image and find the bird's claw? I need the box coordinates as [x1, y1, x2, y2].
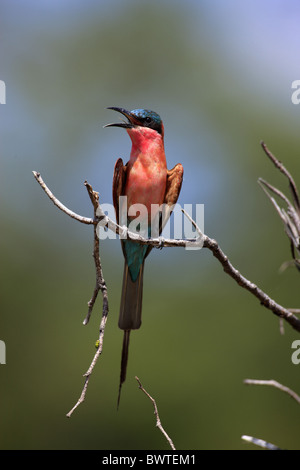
[155, 236, 164, 250]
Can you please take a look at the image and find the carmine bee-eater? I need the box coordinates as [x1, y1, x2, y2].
[105, 107, 183, 405]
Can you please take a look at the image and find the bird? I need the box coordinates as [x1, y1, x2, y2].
[105, 107, 183, 406]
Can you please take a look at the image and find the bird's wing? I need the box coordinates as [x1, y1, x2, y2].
[112, 158, 127, 225]
[160, 163, 184, 232]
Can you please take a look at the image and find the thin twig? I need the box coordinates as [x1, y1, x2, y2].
[258, 178, 300, 247]
[66, 310, 109, 417]
[241, 435, 281, 450]
[66, 184, 109, 418]
[279, 318, 285, 335]
[202, 236, 300, 332]
[261, 141, 300, 211]
[82, 182, 109, 326]
[288, 308, 300, 314]
[135, 377, 176, 450]
[258, 177, 292, 209]
[244, 379, 300, 405]
[32, 171, 94, 225]
[259, 143, 300, 271]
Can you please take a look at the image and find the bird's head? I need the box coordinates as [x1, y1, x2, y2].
[105, 107, 164, 148]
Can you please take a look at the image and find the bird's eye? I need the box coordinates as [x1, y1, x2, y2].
[145, 116, 152, 123]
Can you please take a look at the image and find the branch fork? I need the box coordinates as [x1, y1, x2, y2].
[32, 143, 300, 418]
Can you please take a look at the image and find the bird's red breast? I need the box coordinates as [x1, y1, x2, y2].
[124, 126, 167, 222]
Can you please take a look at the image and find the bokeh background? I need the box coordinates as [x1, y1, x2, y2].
[1, 0, 300, 450]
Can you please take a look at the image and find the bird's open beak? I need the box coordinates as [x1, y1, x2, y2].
[104, 107, 140, 129]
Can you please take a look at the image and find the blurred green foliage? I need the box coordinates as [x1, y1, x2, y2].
[0, 0, 299, 449]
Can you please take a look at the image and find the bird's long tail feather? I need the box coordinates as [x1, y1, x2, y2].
[117, 329, 130, 408]
[117, 261, 144, 407]
[119, 261, 144, 330]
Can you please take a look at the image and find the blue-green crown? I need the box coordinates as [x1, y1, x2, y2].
[131, 109, 163, 134]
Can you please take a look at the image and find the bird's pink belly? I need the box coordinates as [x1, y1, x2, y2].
[125, 168, 166, 222]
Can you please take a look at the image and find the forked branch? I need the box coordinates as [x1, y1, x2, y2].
[259, 142, 300, 270]
[32, 159, 300, 418]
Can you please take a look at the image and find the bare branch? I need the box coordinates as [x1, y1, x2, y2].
[66, 184, 109, 418]
[202, 236, 300, 333]
[258, 177, 292, 209]
[32, 171, 94, 225]
[241, 435, 281, 450]
[92, 204, 300, 332]
[33, 171, 300, 334]
[259, 143, 300, 270]
[32, 169, 300, 419]
[288, 308, 300, 314]
[260, 141, 300, 211]
[244, 379, 300, 405]
[33, 171, 110, 417]
[242, 377, 300, 449]
[258, 178, 300, 250]
[135, 376, 176, 450]
[82, 182, 109, 326]
[66, 309, 109, 417]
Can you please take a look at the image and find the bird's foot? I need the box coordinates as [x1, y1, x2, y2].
[155, 236, 165, 250]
